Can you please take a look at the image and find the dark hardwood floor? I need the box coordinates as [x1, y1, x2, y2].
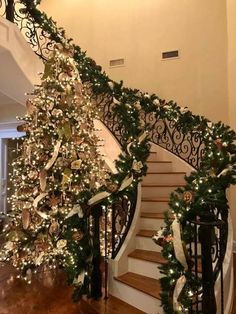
[0, 264, 82, 314]
[0, 256, 235, 314]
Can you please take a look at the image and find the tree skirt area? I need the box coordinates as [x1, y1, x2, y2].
[0, 263, 81, 314]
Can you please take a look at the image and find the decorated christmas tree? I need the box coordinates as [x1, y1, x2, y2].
[0, 43, 109, 300]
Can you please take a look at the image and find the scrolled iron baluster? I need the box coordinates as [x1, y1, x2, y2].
[111, 191, 137, 259]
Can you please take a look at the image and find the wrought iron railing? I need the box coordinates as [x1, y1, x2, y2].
[0, 2, 231, 313]
[141, 111, 205, 169]
[1, 0, 54, 59]
[186, 210, 227, 313]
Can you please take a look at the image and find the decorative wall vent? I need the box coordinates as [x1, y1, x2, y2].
[162, 50, 179, 60]
[109, 58, 125, 67]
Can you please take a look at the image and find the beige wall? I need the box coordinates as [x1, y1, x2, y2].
[41, 1, 236, 239]
[41, 0, 228, 123]
[227, 0, 236, 241]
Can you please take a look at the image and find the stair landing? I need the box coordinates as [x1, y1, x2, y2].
[81, 294, 146, 314]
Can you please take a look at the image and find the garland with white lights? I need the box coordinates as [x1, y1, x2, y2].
[2, 1, 236, 312]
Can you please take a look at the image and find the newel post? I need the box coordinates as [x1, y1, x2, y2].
[198, 212, 217, 314]
[6, 0, 14, 22]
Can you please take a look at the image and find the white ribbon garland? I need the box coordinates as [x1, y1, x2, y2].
[36, 210, 49, 220]
[88, 175, 134, 205]
[118, 175, 133, 191]
[66, 204, 84, 219]
[173, 275, 187, 312]
[217, 165, 233, 177]
[33, 193, 48, 208]
[88, 191, 111, 206]
[45, 140, 62, 171]
[172, 217, 188, 311]
[127, 131, 148, 155]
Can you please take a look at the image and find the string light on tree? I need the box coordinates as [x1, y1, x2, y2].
[0, 43, 110, 300]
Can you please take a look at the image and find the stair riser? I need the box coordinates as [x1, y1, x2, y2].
[141, 201, 169, 212]
[136, 236, 160, 251]
[128, 258, 163, 280]
[143, 173, 185, 185]
[146, 163, 172, 172]
[147, 153, 158, 162]
[142, 186, 179, 198]
[140, 218, 165, 230]
[111, 280, 163, 314]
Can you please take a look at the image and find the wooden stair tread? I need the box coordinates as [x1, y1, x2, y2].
[146, 160, 171, 163]
[142, 197, 170, 202]
[137, 229, 156, 238]
[142, 183, 184, 187]
[128, 249, 166, 264]
[81, 293, 146, 314]
[140, 212, 166, 219]
[115, 272, 161, 300]
[146, 171, 186, 174]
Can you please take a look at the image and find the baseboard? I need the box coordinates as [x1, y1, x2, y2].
[233, 240, 236, 253]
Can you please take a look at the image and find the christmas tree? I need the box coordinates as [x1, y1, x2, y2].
[0, 43, 109, 300]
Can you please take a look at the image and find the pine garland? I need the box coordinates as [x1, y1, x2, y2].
[4, 1, 236, 311]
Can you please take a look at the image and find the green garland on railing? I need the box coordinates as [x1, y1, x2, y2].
[15, 1, 236, 312]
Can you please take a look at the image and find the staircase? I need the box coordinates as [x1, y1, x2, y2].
[110, 149, 187, 314]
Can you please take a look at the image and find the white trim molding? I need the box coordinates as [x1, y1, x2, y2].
[233, 240, 236, 253]
[0, 122, 25, 138]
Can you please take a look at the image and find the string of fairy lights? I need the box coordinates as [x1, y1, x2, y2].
[1, 0, 236, 311]
[0, 44, 111, 300]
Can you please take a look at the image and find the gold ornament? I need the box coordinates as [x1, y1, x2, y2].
[26, 99, 36, 115]
[22, 208, 31, 230]
[183, 191, 194, 203]
[80, 122, 88, 131]
[71, 160, 82, 170]
[132, 160, 143, 173]
[39, 169, 47, 192]
[106, 182, 119, 193]
[31, 212, 43, 226]
[17, 123, 29, 133]
[5, 241, 14, 251]
[165, 235, 173, 242]
[56, 239, 67, 249]
[134, 101, 141, 110]
[49, 195, 60, 207]
[75, 82, 83, 97]
[78, 151, 87, 159]
[72, 230, 84, 241]
[21, 187, 33, 197]
[72, 184, 81, 193]
[49, 220, 60, 236]
[74, 135, 84, 145]
[63, 122, 72, 139]
[35, 238, 48, 253]
[209, 168, 216, 177]
[214, 138, 222, 150]
[51, 108, 63, 116]
[65, 84, 72, 95]
[29, 170, 38, 180]
[62, 168, 72, 185]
